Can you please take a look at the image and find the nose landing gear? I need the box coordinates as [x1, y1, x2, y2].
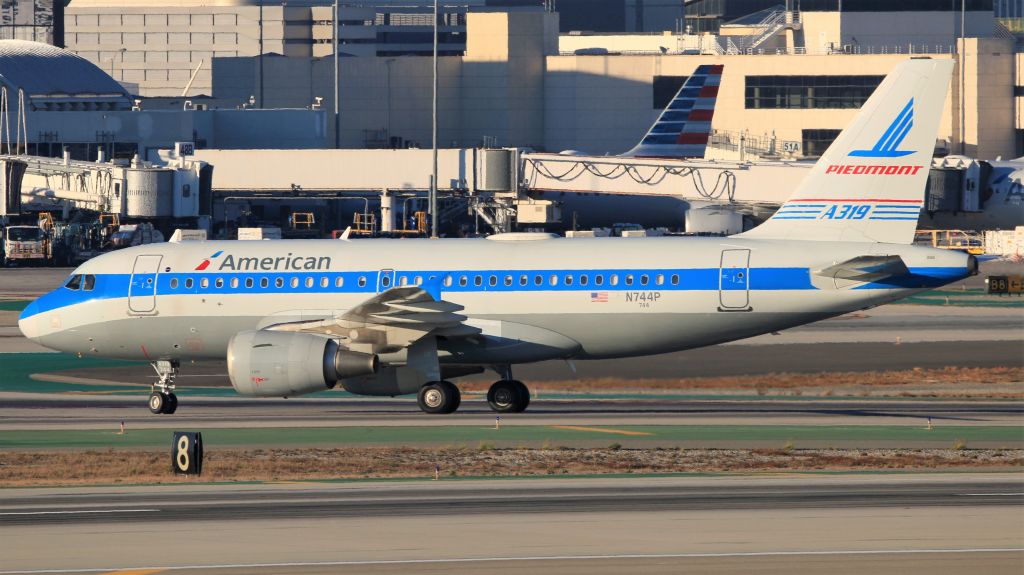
[148, 360, 179, 415]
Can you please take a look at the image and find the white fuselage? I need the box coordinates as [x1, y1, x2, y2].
[19, 235, 973, 367]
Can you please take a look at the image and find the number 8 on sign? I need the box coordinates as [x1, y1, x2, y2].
[171, 431, 203, 475]
[176, 435, 190, 471]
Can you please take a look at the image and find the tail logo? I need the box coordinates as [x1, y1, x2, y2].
[195, 250, 223, 271]
[849, 99, 915, 158]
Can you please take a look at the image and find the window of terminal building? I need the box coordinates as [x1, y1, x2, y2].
[652, 76, 689, 110]
[802, 129, 842, 158]
[745, 76, 883, 109]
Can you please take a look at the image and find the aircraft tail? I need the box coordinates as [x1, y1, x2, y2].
[739, 58, 954, 244]
[622, 64, 723, 159]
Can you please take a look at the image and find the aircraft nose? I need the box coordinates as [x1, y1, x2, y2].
[18, 300, 40, 341]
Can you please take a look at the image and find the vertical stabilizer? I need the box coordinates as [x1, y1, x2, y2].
[622, 64, 723, 159]
[739, 58, 953, 244]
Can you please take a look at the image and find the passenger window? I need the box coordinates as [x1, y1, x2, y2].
[489, 275, 497, 287]
[185, 278, 194, 289]
[565, 275, 573, 286]
[595, 275, 604, 286]
[64, 275, 82, 290]
[215, 278, 224, 289]
[246, 277, 254, 289]
[520, 275, 527, 286]
[444, 275, 453, 287]
[549, 274, 558, 286]
[656, 274, 664, 286]
[399, 276, 408, 286]
[610, 274, 619, 286]
[381, 275, 391, 288]
[358, 276, 366, 288]
[671, 274, 679, 285]
[335, 276, 344, 288]
[290, 277, 299, 289]
[305, 277, 314, 288]
[201, 278, 209, 289]
[580, 275, 588, 286]
[504, 275, 513, 286]
[230, 278, 239, 289]
[260, 278, 269, 288]
[459, 275, 468, 287]
[83, 275, 96, 291]
[625, 275, 634, 286]
[640, 274, 649, 286]
[170, 278, 179, 290]
[534, 275, 543, 285]
[474, 276, 483, 287]
[415, 276, 423, 285]
[320, 277, 329, 288]
[275, 278, 284, 289]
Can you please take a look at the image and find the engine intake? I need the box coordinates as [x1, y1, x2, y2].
[228, 330, 378, 397]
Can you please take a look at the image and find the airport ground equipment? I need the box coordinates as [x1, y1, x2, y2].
[16, 60, 978, 416]
[915, 229, 986, 255]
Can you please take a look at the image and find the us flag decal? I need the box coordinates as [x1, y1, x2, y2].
[590, 292, 608, 303]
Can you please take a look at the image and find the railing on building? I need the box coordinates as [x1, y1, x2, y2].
[708, 129, 802, 160]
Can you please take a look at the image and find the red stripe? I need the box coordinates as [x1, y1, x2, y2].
[688, 109, 714, 121]
[707, 64, 724, 74]
[195, 260, 210, 270]
[790, 198, 922, 203]
[698, 85, 719, 98]
[675, 133, 709, 145]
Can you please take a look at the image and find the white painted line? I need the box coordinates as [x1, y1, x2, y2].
[0, 509, 159, 516]
[1, 548, 1022, 574]
[957, 493, 1024, 497]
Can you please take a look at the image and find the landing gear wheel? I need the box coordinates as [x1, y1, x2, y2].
[164, 393, 178, 414]
[148, 392, 166, 415]
[487, 380, 529, 413]
[417, 381, 461, 414]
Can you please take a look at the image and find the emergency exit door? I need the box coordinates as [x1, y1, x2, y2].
[128, 255, 162, 314]
[718, 249, 751, 311]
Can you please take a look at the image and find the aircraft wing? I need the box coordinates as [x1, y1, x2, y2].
[814, 255, 909, 283]
[268, 286, 481, 353]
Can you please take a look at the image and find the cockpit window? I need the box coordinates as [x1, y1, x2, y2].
[64, 275, 82, 290]
[83, 275, 96, 291]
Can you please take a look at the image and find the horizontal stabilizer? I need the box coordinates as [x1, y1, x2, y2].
[815, 255, 909, 283]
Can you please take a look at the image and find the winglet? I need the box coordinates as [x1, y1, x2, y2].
[338, 227, 352, 241]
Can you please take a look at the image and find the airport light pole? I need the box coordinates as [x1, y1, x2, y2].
[333, 0, 340, 149]
[430, 0, 439, 238]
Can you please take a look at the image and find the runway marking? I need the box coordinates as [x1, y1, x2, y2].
[958, 493, 1024, 497]
[1, 548, 1022, 574]
[550, 425, 654, 436]
[98, 570, 165, 575]
[0, 509, 159, 516]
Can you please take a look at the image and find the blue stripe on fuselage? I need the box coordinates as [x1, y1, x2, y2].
[19, 265, 967, 320]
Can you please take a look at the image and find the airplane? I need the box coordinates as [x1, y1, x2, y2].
[559, 64, 723, 159]
[19, 58, 974, 416]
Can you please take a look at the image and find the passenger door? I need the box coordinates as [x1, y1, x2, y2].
[128, 255, 162, 314]
[718, 249, 751, 311]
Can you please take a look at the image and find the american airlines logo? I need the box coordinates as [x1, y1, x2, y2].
[194, 250, 223, 271]
[216, 253, 333, 271]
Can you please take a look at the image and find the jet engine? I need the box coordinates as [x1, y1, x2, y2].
[227, 330, 378, 397]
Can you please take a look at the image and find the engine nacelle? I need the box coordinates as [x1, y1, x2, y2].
[227, 330, 378, 397]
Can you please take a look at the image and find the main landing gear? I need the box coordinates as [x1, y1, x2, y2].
[415, 371, 531, 415]
[417, 381, 461, 414]
[148, 360, 179, 415]
[487, 379, 530, 413]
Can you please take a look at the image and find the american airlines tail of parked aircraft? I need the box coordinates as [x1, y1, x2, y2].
[561, 64, 723, 159]
[20, 58, 971, 415]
